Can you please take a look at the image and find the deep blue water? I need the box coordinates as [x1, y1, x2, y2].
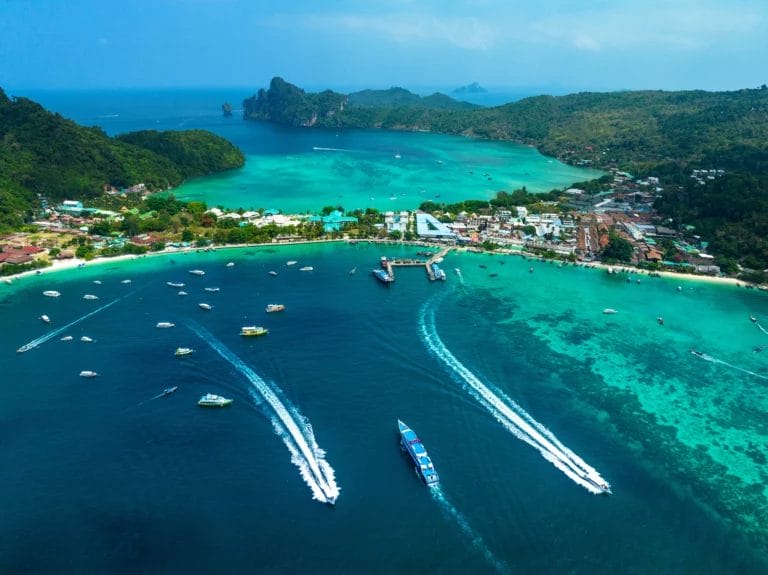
[1, 244, 765, 574]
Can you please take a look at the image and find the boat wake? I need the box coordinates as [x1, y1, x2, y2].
[16, 294, 131, 353]
[755, 321, 768, 336]
[430, 486, 507, 574]
[188, 322, 340, 505]
[419, 299, 610, 495]
[691, 349, 768, 381]
[312, 146, 357, 153]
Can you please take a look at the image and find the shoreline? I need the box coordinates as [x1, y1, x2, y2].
[0, 238, 750, 290]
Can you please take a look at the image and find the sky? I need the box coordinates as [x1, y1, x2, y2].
[1, 0, 766, 94]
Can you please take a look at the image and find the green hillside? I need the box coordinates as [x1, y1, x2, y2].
[0, 88, 244, 230]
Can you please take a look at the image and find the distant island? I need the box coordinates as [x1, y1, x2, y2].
[0, 88, 244, 230]
[452, 82, 488, 95]
[222, 102, 233, 116]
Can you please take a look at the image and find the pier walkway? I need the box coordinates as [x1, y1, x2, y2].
[382, 246, 453, 281]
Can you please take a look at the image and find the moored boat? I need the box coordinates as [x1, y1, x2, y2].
[83, 294, 99, 300]
[603, 308, 618, 315]
[174, 347, 194, 356]
[167, 281, 185, 288]
[198, 393, 233, 407]
[226, 262, 235, 267]
[60, 335, 73, 341]
[198, 303, 213, 310]
[372, 269, 394, 284]
[40, 314, 51, 323]
[189, 269, 205, 276]
[43, 290, 60, 297]
[268, 270, 278, 276]
[266, 304, 285, 313]
[156, 321, 175, 328]
[299, 266, 314, 272]
[178, 291, 188, 296]
[240, 326, 268, 336]
[286, 261, 297, 266]
[431, 263, 446, 281]
[204, 287, 220, 292]
[397, 419, 439, 486]
[79, 370, 98, 378]
[80, 336, 93, 342]
[121, 279, 132, 284]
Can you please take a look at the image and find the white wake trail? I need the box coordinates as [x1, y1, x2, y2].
[190, 323, 340, 505]
[691, 349, 768, 381]
[430, 486, 508, 574]
[419, 300, 609, 495]
[16, 294, 131, 353]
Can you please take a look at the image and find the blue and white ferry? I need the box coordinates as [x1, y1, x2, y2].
[398, 419, 439, 485]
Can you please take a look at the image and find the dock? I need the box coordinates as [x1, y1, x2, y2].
[381, 247, 453, 281]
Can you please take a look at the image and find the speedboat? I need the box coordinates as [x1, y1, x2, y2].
[178, 291, 188, 296]
[286, 261, 297, 266]
[299, 266, 314, 272]
[189, 269, 205, 276]
[83, 294, 99, 300]
[79, 371, 99, 378]
[266, 304, 285, 313]
[268, 271, 278, 276]
[198, 303, 213, 310]
[349, 267, 357, 275]
[603, 308, 618, 315]
[162, 386, 178, 396]
[43, 290, 60, 297]
[657, 316, 664, 325]
[167, 282, 185, 288]
[60, 335, 73, 341]
[454, 268, 462, 276]
[93, 280, 102, 285]
[156, 322, 175, 328]
[175, 347, 194, 356]
[40, 314, 51, 323]
[750, 315, 757, 323]
[240, 326, 268, 336]
[690, 348, 706, 358]
[226, 262, 235, 267]
[121, 279, 132, 284]
[80, 336, 94, 342]
[198, 393, 233, 407]
[204, 287, 220, 292]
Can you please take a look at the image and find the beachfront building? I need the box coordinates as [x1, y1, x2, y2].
[415, 212, 456, 240]
[384, 211, 409, 234]
[308, 210, 359, 233]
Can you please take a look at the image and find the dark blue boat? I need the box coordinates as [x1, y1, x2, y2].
[398, 419, 439, 485]
[372, 269, 394, 283]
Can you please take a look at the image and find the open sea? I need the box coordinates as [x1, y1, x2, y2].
[2, 90, 768, 574]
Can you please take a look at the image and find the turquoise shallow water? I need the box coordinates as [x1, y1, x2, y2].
[1, 244, 767, 574]
[20, 88, 603, 213]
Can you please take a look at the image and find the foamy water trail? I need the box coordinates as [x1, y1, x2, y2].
[419, 299, 609, 495]
[755, 321, 768, 336]
[16, 294, 130, 353]
[691, 350, 768, 381]
[190, 323, 340, 504]
[312, 146, 358, 153]
[430, 486, 508, 574]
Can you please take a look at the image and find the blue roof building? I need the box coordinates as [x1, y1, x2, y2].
[309, 210, 358, 232]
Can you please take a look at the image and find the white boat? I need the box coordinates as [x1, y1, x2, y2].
[198, 393, 233, 407]
[79, 371, 99, 378]
[286, 261, 297, 266]
[60, 335, 73, 341]
[189, 269, 205, 276]
[178, 291, 188, 296]
[268, 271, 278, 276]
[226, 262, 235, 267]
[198, 303, 213, 310]
[43, 290, 60, 297]
[83, 294, 99, 300]
[121, 279, 131, 284]
[93, 280, 102, 285]
[204, 287, 220, 292]
[299, 266, 314, 272]
[167, 282, 185, 288]
[602, 308, 618, 315]
[266, 304, 285, 313]
[156, 322, 175, 328]
[80, 336, 94, 342]
[454, 268, 462, 276]
[40, 314, 51, 323]
[175, 347, 194, 356]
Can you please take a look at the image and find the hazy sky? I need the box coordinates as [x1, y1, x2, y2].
[1, 0, 766, 93]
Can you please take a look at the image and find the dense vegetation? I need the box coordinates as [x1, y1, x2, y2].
[0, 88, 244, 231]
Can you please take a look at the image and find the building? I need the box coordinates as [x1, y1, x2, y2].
[384, 211, 409, 234]
[308, 210, 358, 233]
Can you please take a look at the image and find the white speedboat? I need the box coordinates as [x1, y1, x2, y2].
[167, 282, 185, 288]
[60, 335, 73, 341]
[80, 336, 94, 342]
[156, 322, 175, 328]
[174, 347, 194, 356]
[189, 269, 205, 276]
[43, 290, 60, 297]
[40, 314, 51, 323]
[198, 393, 233, 407]
[121, 279, 131, 284]
[226, 262, 235, 267]
[266, 304, 285, 313]
[79, 370, 98, 378]
[268, 271, 278, 276]
[83, 294, 99, 300]
[198, 303, 213, 310]
[93, 280, 102, 285]
[204, 287, 220, 292]
[299, 266, 314, 272]
[286, 261, 297, 266]
[178, 291, 188, 296]
[602, 308, 618, 315]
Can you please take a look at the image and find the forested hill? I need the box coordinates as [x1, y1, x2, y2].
[0, 88, 244, 230]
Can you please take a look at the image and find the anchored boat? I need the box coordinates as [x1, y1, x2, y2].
[266, 304, 285, 313]
[372, 269, 394, 284]
[397, 419, 439, 486]
[198, 393, 232, 407]
[240, 326, 268, 336]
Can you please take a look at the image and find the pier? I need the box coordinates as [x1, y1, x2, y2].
[381, 246, 453, 281]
